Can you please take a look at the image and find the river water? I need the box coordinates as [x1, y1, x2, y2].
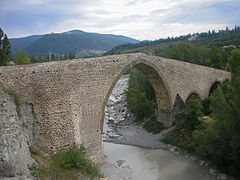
[100, 75, 219, 180]
[103, 142, 216, 180]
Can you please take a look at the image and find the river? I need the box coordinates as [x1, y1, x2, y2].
[100, 74, 227, 180]
[102, 142, 215, 180]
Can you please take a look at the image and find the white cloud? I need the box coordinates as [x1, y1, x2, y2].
[1, 0, 239, 39]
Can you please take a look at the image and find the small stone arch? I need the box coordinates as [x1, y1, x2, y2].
[209, 81, 221, 96]
[185, 90, 201, 104]
[171, 94, 185, 123]
[100, 60, 172, 132]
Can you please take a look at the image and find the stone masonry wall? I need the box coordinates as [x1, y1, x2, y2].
[0, 53, 230, 163]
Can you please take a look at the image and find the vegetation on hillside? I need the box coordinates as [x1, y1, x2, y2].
[163, 49, 240, 178]
[105, 26, 240, 70]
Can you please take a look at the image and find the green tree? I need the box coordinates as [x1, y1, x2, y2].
[64, 53, 68, 60]
[164, 41, 210, 65]
[51, 53, 58, 61]
[229, 49, 240, 117]
[0, 28, 12, 66]
[222, 45, 235, 69]
[127, 68, 156, 122]
[193, 50, 240, 177]
[68, 52, 75, 60]
[175, 98, 203, 134]
[209, 46, 224, 69]
[227, 49, 240, 177]
[15, 49, 31, 64]
[30, 56, 40, 63]
[193, 86, 236, 174]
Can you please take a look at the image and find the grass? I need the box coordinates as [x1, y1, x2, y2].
[31, 146, 103, 180]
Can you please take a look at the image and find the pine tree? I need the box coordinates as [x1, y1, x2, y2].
[0, 28, 11, 66]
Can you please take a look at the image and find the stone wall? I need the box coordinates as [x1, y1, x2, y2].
[0, 53, 231, 163]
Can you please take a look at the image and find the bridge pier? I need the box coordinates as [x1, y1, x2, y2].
[157, 109, 174, 127]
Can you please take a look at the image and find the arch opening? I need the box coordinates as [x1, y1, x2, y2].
[209, 81, 221, 96]
[172, 94, 185, 124]
[100, 61, 172, 134]
[185, 92, 201, 104]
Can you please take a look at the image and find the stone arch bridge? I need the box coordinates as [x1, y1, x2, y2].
[0, 53, 230, 163]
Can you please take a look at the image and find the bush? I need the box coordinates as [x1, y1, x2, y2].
[143, 116, 164, 134]
[33, 146, 103, 180]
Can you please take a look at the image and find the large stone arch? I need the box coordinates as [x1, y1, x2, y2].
[100, 60, 172, 132]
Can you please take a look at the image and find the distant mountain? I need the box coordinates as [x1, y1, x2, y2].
[9, 30, 139, 57]
[9, 35, 43, 55]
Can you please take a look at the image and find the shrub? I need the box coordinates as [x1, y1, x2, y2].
[33, 146, 103, 180]
[143, 116, 164, 134]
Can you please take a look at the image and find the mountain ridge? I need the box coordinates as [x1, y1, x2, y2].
[9, 30, 139, 57]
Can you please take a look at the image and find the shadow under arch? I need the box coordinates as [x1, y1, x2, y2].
[209, 81, 221, 96]
[185, 90, 202, 104]
[100, 59, 172, 133]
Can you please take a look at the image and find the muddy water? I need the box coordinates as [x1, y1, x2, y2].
[103, 142, 216, 180]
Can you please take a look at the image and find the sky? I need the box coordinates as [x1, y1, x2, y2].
[1, 0, 240, 40]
